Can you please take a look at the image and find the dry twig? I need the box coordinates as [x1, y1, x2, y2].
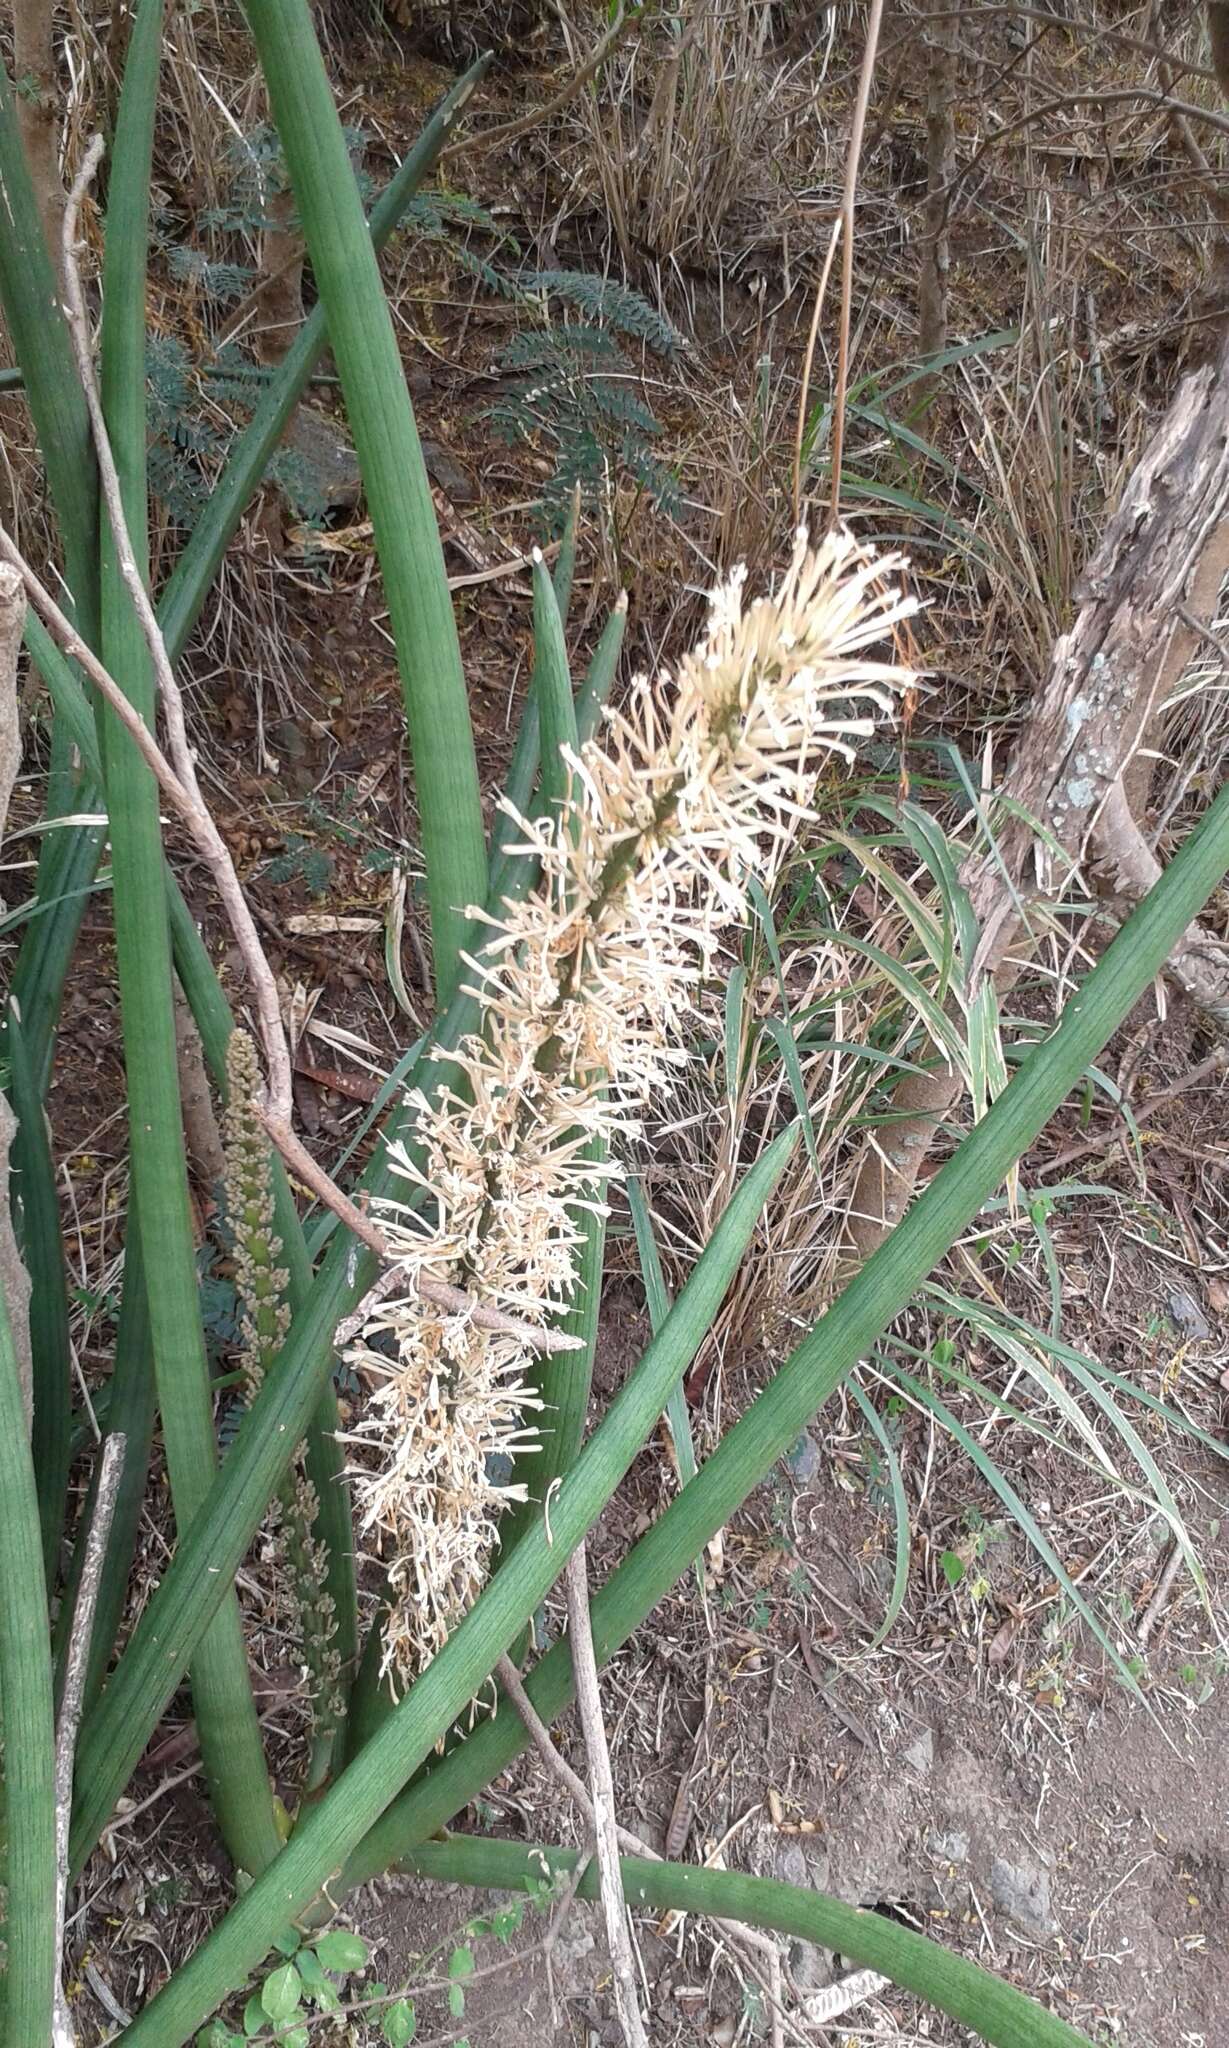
[494, 1646, 788, 2046]
[443, 6, 636, 162]
[1137, 1539, 1186, 1648]
[564, 1542, 649, 2048]
[0, 566, 33, 1426]
[53, 1433, 126, 2048]
[792, 0, 886, 524]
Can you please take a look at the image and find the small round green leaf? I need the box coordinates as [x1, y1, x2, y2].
[313, 1928, 370, 1973]
[382, 1999, 417, 2047]
[261, 1963, 303, 2025]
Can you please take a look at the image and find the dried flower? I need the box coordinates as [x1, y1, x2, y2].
[348, 531, 916, 1683]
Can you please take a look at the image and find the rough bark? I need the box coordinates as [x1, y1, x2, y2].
[253, 185, 305, 367]
[843, 328, 1229, 1268]
[0, 563, 33, 1427]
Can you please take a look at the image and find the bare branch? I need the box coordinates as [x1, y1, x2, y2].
[0, 567, 33, 1428]
[1092, 783, 1229, 1034]
[565, 1542, 649, 2048]
[53, 1433, 126, 2047]
[442, 6, 636, 162]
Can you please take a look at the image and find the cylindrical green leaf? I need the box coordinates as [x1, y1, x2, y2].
[51, 1219, 156, 1713]
[0, 1280, 56, 2046]
[0, 62, 99, 626]
[95, 0, 279, 1877]
[6, 1003, 71, 1580]
[404, 1837, 1091, 2048]
[239, 0, 486, 1002]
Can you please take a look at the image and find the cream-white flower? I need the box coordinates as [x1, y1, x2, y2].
[346, 529, 917, 1682]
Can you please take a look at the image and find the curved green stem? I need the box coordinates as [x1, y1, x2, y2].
[404, 1837, 1092, 2048]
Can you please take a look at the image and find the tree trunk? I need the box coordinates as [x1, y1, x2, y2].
[253, 184, 305, 366]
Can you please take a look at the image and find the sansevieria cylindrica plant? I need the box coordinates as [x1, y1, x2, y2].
[0, 3, 1224, 2047]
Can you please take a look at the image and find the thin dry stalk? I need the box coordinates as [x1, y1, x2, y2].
[1137, 1538, 1185, 1648]
[827, 0, 886, 529]
[0, 527, 574, 1354]
[173, 985, 226, 1185]
[0, 564, 33, 1426]
[565, 1541, 649, 2048]
[916, 8, 958, 406]
[792, 0, 887, 524]
[494, 1651, 791, 2047]
[443, 5, 637, 163]
[53, 1432, 126, 2048]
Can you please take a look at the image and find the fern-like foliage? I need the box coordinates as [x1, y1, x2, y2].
[145, 335, 233, 529]
[488, 301, 680, 535]
[146, 334, 336, 533]
[147, 118, 680, 541]
[401, 190, 519, 296]
[388, 189, 680, 531]
[516, 269, 679, 357]
[146, 125, 368, 535]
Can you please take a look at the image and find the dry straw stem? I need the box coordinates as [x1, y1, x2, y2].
[52, 1432, 125, 2048]
[842, 325, 1229, 1268]
[442, 4, 637, 162]
[792, 0, 886, 526]
[565, 1541, 648, 2048]
[0, 136, 572, 1363]
[0, 563, 33, 1425]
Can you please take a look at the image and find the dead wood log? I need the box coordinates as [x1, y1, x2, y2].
[842, 328, 1229, 1269]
